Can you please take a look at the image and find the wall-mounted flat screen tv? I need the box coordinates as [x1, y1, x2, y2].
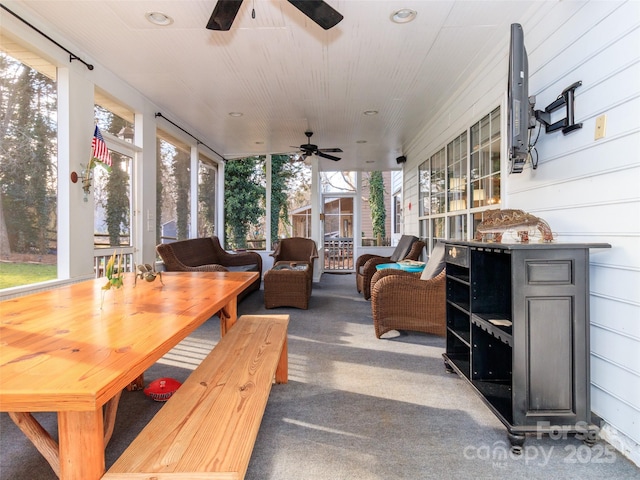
[507, 23, 534, 173]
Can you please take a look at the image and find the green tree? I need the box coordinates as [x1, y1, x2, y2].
[224, 157, 264, 249]
[0, 54, 56, 255]
[198, 164, 217, 237]
[173, 149, 190, 240]
[101, 113, 131, 246]
[92, 107, 132, 247]
[104, 152, 130, 246]
[368, 171, 386, 241]
[270, 155, 306, 245]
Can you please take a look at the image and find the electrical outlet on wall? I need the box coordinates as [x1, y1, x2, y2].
[595, 114, 607, 140]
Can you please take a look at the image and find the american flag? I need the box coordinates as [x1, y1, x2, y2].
[91, 125, 112, 168]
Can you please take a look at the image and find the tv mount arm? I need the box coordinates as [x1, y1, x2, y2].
[533, 81, 583, 135]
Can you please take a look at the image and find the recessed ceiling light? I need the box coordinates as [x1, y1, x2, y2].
[363, 110, 378, 116]
[145, 11, 173, 26]
[228, 112, 243, 117]
[391, 9, 417, 24]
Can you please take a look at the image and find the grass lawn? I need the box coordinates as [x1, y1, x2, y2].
[0, 262, 58, 289]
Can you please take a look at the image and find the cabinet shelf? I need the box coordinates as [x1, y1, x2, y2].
[471, 379, 513, 425]
[442, 353, 470, 380]
[448, 274, 469, 285]
[447, 300, 470, 315]
[447, 326, 470, 347]
[471, 313, 512, 346]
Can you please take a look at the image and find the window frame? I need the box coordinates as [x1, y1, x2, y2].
[418, 107, 502, 249]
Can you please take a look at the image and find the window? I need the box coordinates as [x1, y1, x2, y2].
[271, 156, 311, 247]
[320, 171, 355, 242]
[157, 130, 191, 244]
[418, 147, 445, 244]
[418, 107, 501, 247]
[0, 49, 58, 289]
[93, 101, 135, 249]
[321, 171, 356, 194]
[447, 132, 467, 212]
[430, 148, 446, 215]
[221, 154, 310, 251]
[393, 194, 401, 235]
[323, 197, 353, 239]
[198, 155, 217, 238]
[93, 151, 132, 247]
[95, 89, 134, 138]
[224, 156, 265, 250]
[470, 106, 501, 210]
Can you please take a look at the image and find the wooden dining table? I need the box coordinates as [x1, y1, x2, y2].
[0, 270, 258, 480]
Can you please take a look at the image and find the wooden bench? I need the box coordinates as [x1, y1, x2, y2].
[102, 314, 289, 480]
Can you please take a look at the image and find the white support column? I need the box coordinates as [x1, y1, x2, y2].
[310, 158, 322, 279]
[57, 67, 95, 279]
[190, 146, 199, 238]
[137, 107, 158, 266]
[265, 154, 272, 250]
[354, 171, 363, 264]
[217, 160, 225, 242]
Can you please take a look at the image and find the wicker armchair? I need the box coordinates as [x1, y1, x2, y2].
[356, 235, 424, 300]
[271, 237, 318, 276]
[156, 237, 262, 300]
[370, 269, 446, 338]
[370, 242, 447, 338]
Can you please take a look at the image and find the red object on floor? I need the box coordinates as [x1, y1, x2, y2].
[143, 377, 182, 402]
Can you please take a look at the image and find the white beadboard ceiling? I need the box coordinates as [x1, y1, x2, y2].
[2, 0, 544, 171]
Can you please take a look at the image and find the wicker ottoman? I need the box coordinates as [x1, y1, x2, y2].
[264, 261, 312, 309]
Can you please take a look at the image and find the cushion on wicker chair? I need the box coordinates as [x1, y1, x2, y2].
[420, 242, 446, 280]
[389, 235, 419, 262]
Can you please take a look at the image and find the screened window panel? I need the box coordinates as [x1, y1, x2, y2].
[0, 51, 58, 288]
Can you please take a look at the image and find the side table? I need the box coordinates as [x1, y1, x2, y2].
[264, 261, 312, 309]
[375, 261, 425, 272]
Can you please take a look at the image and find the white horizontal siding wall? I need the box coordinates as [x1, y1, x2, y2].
[403, 0, 640, 465]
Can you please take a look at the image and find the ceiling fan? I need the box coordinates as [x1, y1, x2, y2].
[293, 131, 342, 161]
[206, 0, 343, 31]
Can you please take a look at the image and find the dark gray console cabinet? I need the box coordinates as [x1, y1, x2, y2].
[442, 241, 610, 448]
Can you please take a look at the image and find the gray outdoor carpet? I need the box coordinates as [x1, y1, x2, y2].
[1, 272, 638, 479]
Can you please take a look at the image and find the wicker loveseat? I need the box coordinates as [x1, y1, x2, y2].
[355, 235, 425, 300]
[370, 242, 446, 338]
[156, 237, 262, 300]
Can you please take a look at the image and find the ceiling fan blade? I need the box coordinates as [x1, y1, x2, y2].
[318, 148, 343, 153]
[317, 151, 341, 161]
[287, 0, 343, 30]
[206, 0, 243, 31]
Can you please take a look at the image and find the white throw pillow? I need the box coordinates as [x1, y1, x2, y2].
[420, 242, 446, 280]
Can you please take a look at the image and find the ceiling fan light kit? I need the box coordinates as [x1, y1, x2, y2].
[207, 0, 343, 31]
[292, 131, 342, 162]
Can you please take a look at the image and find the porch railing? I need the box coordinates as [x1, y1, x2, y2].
[93, 247, 135, 278]
[324, 237, 353, 271]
